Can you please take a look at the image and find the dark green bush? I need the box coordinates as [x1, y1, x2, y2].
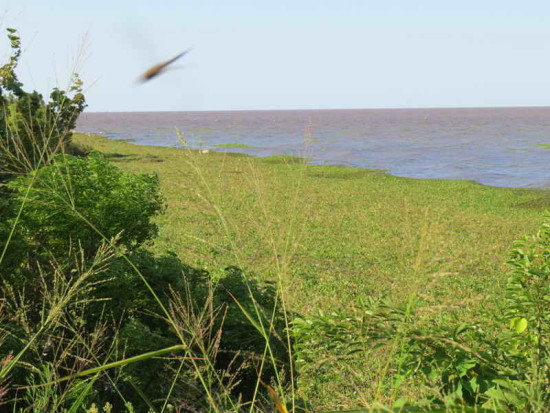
[94, 255, 290, 408]
[0, 28, 86, 181]
[8, 152, 165, 259]
[209, 266, 290, 399]
[2, 148, 288, 410]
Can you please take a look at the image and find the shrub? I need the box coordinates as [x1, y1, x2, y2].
[484, 220, 550, 411]
[8, 152, 165, 259]
[0, 28, 86, 180]
[93, 256, 290, 408]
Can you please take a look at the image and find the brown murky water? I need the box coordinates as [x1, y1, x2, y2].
[77, 107, 550, 188]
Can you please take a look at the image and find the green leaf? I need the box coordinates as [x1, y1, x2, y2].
[453, 323, 470, 337]
[510, 317, 528, 333]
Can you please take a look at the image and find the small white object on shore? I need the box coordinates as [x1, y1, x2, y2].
[201, 149, 210, 154]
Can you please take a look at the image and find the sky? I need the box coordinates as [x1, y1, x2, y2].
[2, 0, 550, 112]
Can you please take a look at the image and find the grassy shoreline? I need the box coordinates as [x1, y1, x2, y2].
[74, 132, 547, 310]
[74, 132, 548, 408]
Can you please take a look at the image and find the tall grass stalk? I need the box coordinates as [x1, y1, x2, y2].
[173, 128, 321, 411]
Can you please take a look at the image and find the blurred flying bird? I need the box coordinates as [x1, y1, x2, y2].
[139, 49, 191, 82]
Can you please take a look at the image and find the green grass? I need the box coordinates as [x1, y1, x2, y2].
[74, 132, 546, 309]
[213, 142, 258, 148]
[73, 132, 548, 409]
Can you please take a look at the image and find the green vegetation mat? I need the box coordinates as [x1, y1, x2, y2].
[74, 132, 548, 409]
[75, 133, 546, 312]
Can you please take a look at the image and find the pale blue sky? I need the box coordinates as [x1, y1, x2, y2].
[3, 1, 550, 111]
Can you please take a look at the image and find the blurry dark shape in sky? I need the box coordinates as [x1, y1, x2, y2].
[139, 49, 191, 82]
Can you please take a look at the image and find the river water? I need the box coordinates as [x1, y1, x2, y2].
[77, 107, 550, 188]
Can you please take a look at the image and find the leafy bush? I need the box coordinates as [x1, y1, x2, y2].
[2, 146, 287, 410]
[484, 221, 550, 411]
[1, 237, 290, 411]
[207, 266, 290, 399]
[8, 152, 165, 259]
[0, 28, 86, 180]
[94, 256, 290, 408]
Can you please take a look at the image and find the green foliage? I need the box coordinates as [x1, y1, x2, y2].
[8, 153, 165, 259]
[0, 186, 26, 276]
[293, 298, 498, 409]
[2, 28, 547, 408]
[1, 132, 288, 410]
[482, 221, 550, 411]
[0, 27, 290, 412]
[92, 251, 187, 324]
[97, 255, 289, 407]
[0, 28, 86, 180]
[74, 132, 546, 411]
[214, 266, 286, 355]
[208, 266, 290, 399]
[294, 218, 550, 411]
